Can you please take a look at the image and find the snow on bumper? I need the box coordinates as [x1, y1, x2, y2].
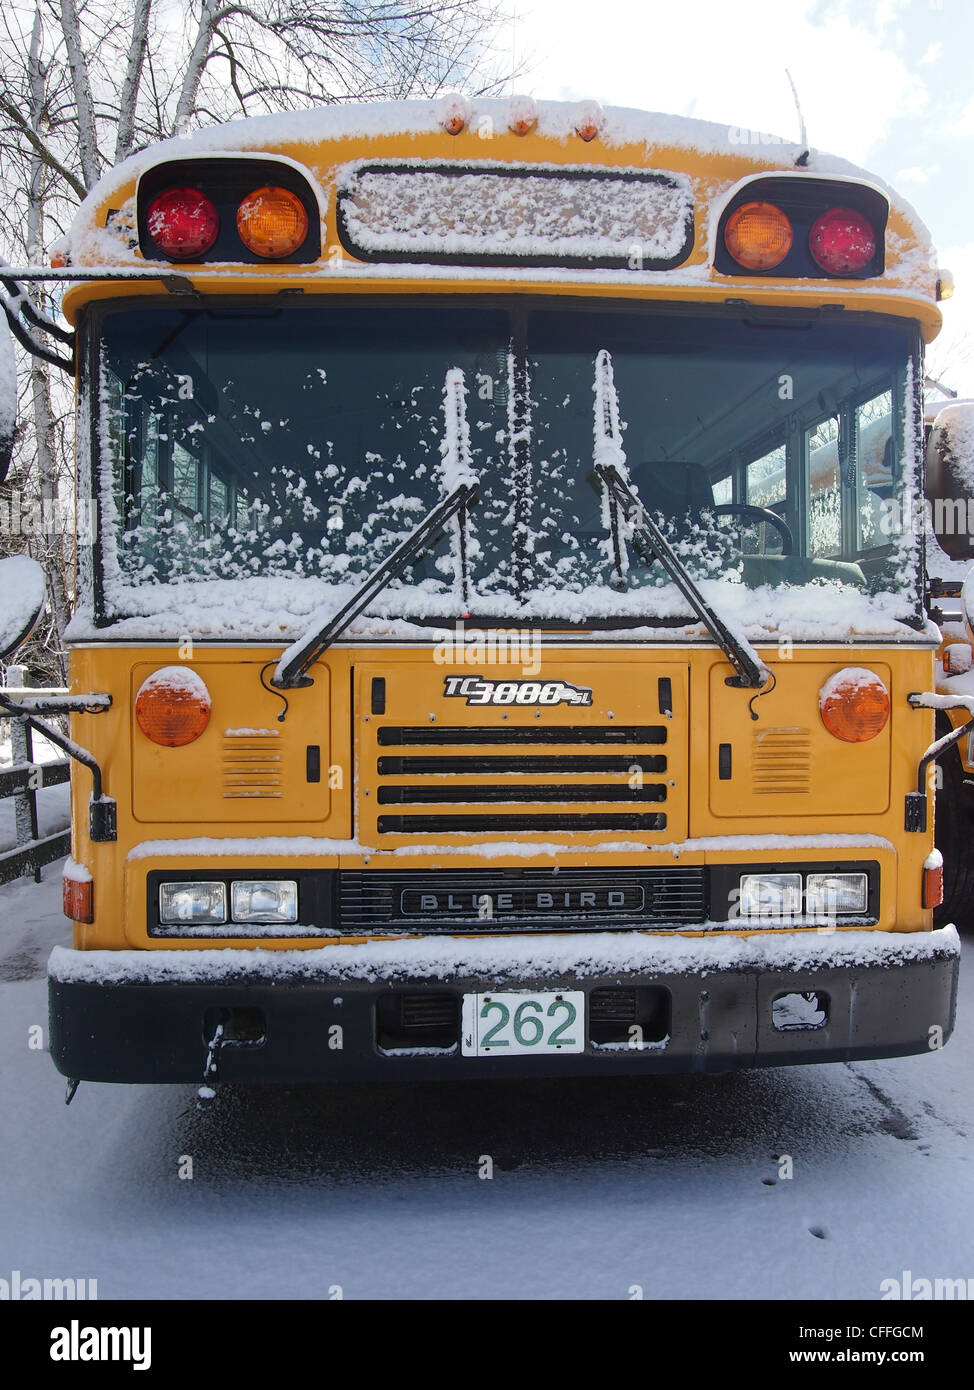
[48, 926, 961, 1083]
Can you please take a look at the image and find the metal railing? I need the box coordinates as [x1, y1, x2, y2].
[0, 668, 70, 885]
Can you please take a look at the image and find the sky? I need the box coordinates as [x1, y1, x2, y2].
[508, 0, 974, 395]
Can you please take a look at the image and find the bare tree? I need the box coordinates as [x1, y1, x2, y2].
[0, 0, 516, 673]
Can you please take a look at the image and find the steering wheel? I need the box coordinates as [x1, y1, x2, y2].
[711, 503, 794, 557]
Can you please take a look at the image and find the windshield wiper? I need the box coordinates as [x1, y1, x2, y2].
[598, 463, 768, 689]
[593, 348, 629, 585]
[273, 480, 478, 688]
[592, 350, 767, 690]
[274, 368, 479, 690]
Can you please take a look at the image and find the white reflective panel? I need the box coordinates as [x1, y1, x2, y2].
[338, 161, 693, 265]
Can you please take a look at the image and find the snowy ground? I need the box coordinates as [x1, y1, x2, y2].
[0, 865, 970, 1301]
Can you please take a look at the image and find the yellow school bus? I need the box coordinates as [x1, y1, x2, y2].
[1, 96, 966, 1084]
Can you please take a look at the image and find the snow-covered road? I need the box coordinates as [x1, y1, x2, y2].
[1, 864, 970, 1301]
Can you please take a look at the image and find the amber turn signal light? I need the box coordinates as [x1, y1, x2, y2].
[922, 851, 944, 910]
[236, 185, 309, 259]
[508, 96, 538, 136]
[438, 94, 470, 135]
[724, 201, 793, 270]
[136, 666, 211, 747]
[574, 100, 603, 142]
[819, 668, 890, 743]
[63, 874, 93, 924]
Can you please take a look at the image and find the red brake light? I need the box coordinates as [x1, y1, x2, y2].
[809, 207, 876, 275]
[146, 188, 219, 260]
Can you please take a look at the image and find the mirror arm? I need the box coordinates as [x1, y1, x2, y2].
[0, 273, 75, 345]
[0, 693, 116, 842]
[10, 693, 111, 715]
[0, 289, 74, 374]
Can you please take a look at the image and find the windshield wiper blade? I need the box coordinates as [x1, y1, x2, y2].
[592, 348, 630, 585]
[597, 463, 769, 690]
[274, 480, 479, 689]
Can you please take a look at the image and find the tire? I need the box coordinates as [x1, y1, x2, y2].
[934, 718, 974, 931]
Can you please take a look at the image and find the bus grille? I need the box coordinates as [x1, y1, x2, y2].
[370, 724, 669, 834]
[339, 867, 706, 931]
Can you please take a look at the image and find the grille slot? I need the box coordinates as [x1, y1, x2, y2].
[378, 725, 666, 745]
[377, 812, 667, 833]
[589, 987, 670, 1045]
[377, 754, 666, 775]
[377, 782, 666, 804]
[376, 992, 459, 1051]
[752, 727, 811, 795]
[221, 735, 283, 799]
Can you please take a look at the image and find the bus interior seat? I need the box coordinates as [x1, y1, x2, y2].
[740, 554, 865, 587]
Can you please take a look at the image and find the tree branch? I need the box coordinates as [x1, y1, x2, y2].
[114, 0, 152, 162]
[0, 95, 86, 200]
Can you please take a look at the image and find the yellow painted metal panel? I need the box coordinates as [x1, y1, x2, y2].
[708, 660, 892, 818]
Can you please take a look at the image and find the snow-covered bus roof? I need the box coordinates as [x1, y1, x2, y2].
[58, 97, 943, 338]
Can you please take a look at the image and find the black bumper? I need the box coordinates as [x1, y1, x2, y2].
[48, 930, 960, 1083]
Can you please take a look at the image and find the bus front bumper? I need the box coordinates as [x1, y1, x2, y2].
[47, 927, 960, 1084]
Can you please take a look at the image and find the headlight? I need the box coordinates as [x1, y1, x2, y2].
[159, 881, 226, 924]
[805, 872, 868, 916]
[738, 873, 802, 918]
[231, 880, 298, 924]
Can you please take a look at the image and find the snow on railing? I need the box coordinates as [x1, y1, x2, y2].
[0, 667, 70, 886]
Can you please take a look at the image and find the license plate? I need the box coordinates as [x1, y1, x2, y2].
[461, 990, 585, 1057]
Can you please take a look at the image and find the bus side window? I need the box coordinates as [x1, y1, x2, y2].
[742, 443, 786, 554]
[746, 444, 786, 509]
[808, 415, 841, 558]
[711, 474, 732, 505]
[855, 389, 893, 552]
[209, 474, 229, 527]
[172, 441, 199, 516]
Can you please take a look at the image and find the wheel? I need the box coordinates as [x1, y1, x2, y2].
[934, 718, 974, 931]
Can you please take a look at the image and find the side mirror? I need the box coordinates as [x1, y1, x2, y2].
[925, 402, 974, 560]
[0, 554, 47, 659]
[0, 309, 15, 482]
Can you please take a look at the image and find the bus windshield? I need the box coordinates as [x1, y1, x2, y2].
[96, 300, 918, 630]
